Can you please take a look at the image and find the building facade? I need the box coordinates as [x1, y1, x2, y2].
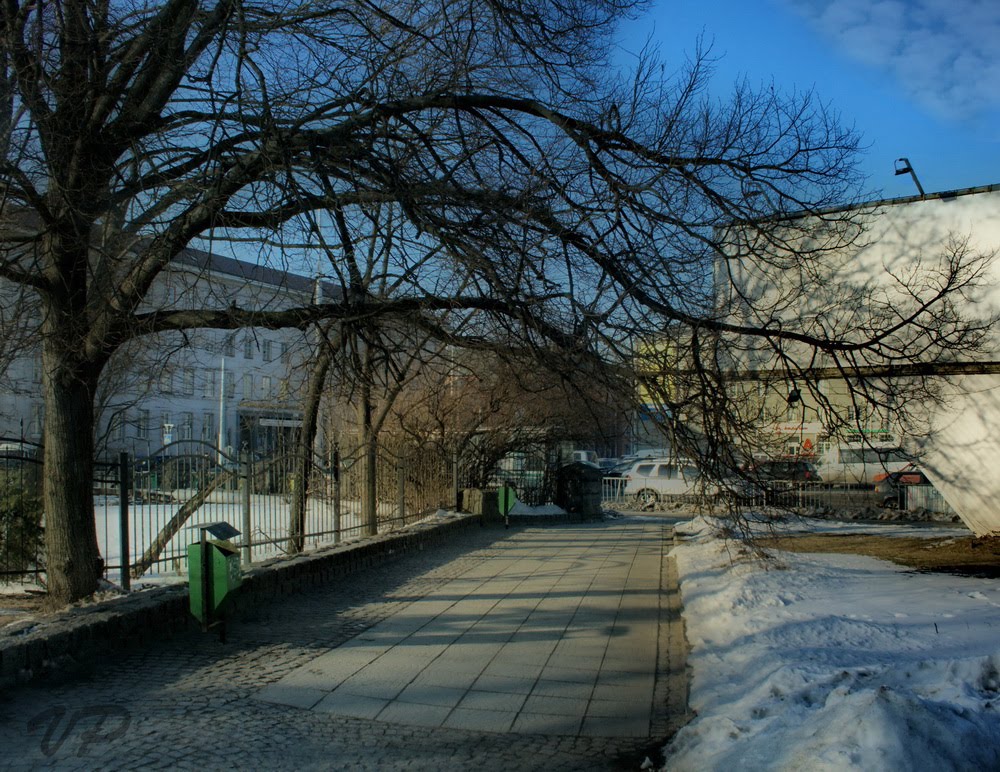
[721, 183, 1000, 532]
[0, 247, 335, 462]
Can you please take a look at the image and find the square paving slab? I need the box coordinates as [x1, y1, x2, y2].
[256, 521, 667, 736]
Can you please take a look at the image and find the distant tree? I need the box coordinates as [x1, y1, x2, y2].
[0, 1, 986, 604]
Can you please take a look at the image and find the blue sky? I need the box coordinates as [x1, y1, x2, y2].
[614, 0, 1000, 200]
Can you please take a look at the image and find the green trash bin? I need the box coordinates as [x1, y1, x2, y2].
[188, 522, 243, 634]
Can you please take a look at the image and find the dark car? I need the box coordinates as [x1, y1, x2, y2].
[747, 459, 822, 483]
[602, 459, 636, 478]
[875, 464, 931, 508]
[743, 459, 822, 505]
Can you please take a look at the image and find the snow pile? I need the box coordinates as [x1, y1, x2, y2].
[665, 520, 1000, 771]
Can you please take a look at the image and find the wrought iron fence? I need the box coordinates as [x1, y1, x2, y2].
[3, 437, 458, 590]
[0, 438, 43, 583]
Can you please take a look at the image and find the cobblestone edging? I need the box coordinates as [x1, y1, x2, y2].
[0, 513, 479, 689]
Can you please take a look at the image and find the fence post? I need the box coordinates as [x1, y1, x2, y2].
[241, 449, 252, 566]
[332, 444, 341, 544]
[452, 449, 459, 510]
[118, 451, 131, 592]
[330, 443, 340, 544]
[397, 456, 406, 526]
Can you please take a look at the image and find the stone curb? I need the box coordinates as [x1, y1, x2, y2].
[0, 513, 479, 689]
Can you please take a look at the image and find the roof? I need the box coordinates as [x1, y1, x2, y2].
[172, 246, 343, 300]
[774, 182, 1000, 224]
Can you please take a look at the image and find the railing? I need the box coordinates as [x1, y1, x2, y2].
[602, 476, 884, 511]
[3, 438, 458, 590]
[485, 466, 555, 507]
[0, 438, 43, 583]
[903, 484, 957, 516]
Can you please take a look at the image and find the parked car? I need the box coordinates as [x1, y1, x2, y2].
[742, 458, 822, 505]
[602, 459, 637, 478]
[623, 458, 718, 506]
[874, 464, 932, 508]
[571, 450, 599, 465]
[746, 459, 822, 483]
[815, 444, 912, 486]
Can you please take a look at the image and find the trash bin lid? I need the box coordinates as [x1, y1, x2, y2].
[188, 521, 241, 540]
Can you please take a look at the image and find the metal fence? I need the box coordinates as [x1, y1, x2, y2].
[0, 438, 43, 582]
[0, 440, 963, 592]
[485, 466, 555, 507]
[903, 484, 957, 516]
[601, 476, 873, 510]
[601, 476, 959, 514]
[3, 438, 458, 590]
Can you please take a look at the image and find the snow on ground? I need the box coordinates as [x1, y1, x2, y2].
[664, 515, 1000, 771]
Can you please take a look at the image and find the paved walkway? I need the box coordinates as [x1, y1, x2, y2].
[0, 519, 689, 770]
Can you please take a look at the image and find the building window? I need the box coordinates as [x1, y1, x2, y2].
[201, 412, 214, 441]
[201, 369, 216, 398]
[278, 378, 290, 400]
[110, 413, 125, 442]
[242, 374, 253, 399]
[263, 340, 274, 362]
[137, 409, 150, 440]
[29, 403, 43, 438]
[224, 333, 236, 357]
[243, 335, 254, 360]
[32, 354, 42, 384]
[179, 412, 193, 440]
[159, 369, 173, 394]
[225, 376, 236, 399]
[183, 368, 195, 396]
[261, 375, 272, 399]
[280, 342, 290, 365]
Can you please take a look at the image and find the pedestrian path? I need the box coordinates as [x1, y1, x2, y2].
[0, 518, 688, 770]
[257, 521, 668, 737]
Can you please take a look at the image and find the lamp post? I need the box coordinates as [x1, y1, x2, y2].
[894, 157, 925, 197]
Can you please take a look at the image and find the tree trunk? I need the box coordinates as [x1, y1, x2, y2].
[41, 340, 103, 605]
[361, 381, 378, 536]
[131, 469, 235, 577]
[288, 343, 334, 553]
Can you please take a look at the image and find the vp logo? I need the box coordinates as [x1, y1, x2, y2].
[28, 704, 131, 757]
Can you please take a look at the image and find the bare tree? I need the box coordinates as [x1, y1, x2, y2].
[0, 1, 986, 604]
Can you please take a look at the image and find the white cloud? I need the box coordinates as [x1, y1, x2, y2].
[782, 0, 1000, 119]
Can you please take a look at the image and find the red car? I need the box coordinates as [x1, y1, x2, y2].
[874, 464, 932, 508]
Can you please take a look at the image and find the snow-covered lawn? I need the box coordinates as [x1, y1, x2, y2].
[665, 515, 1000, 771]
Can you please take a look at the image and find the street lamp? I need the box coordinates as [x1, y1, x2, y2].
[894, 157, 925, 197]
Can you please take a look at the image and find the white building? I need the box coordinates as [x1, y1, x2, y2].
[721, 183, 1000, 534]
[0, 246, 337, 462]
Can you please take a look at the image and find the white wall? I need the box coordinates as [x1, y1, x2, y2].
[861, 190, 1000, 534]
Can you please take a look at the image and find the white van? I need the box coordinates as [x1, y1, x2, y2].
[816, 444, 912, 486]
[623, 458, 719, 505]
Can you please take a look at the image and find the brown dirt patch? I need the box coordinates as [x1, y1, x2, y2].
[760, 534, 1000, 576]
